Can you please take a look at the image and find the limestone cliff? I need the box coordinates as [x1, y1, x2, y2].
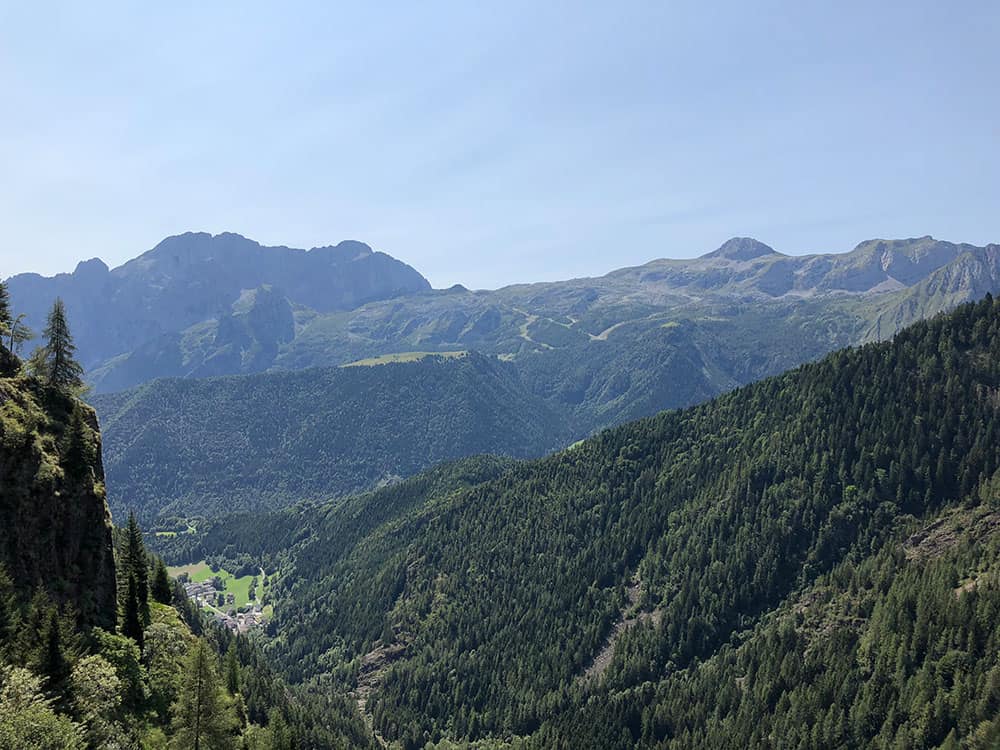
[0, 373, 117, 629]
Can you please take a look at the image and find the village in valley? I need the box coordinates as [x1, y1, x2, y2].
[169, 561, 270, 635]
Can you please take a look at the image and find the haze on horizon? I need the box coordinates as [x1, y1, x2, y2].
[1, 1, 997, 289]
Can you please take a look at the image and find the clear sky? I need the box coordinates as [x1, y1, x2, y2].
[1, 1, 997, 289]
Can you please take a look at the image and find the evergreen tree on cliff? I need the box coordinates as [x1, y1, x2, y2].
[0, 280, 30, 367]
[152, 559, 172, 605]
[0, 280, 11, 344]
[34, 298, 84, 390]
[39, 610, 71, 693]
[121, 575, 144, 650]
[125, 513, 151, 625]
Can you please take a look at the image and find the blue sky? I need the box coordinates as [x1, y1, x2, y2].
[1, 1, 997, 288]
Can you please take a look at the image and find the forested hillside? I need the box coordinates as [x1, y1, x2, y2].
[0, 338, 371, 748]
[92, 353, 570, 523]
[168, 296, 1000, 748]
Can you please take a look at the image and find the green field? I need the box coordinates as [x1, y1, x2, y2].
[341, 350, 466, 367]
[153, 522, 197, 538]
[167, 560, 262, 608]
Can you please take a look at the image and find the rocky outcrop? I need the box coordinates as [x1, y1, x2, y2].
[0, 377, 117, 629]
[702, 237, 781, 261]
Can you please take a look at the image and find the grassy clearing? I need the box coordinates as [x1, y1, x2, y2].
[341, 351, 466, 367]
[167, 561, 212, 581]
[167, 560, 260, 608]
[152, 521, 197, 538]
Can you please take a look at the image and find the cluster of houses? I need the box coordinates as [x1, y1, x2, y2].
[180, 579, 266, 634]
[211, 603, 265, 634]
[182, 579, 218, 604]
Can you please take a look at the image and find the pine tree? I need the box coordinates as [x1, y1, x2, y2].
[38, 298, 84, 390]
[152, 558, 173, 605]
[122, 575, 144, 650]
[170, 640, 236, 750]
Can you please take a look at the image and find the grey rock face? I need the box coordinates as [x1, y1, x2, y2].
[5, 232, 430, 372]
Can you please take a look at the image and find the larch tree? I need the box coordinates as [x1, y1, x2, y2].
[169, 639, 236, 750]
[0, 281, 31, 364]
[37, 298, 84, 390]
[8, 314, 33, 355]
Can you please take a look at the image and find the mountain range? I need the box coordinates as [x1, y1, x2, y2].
[7, 233, 1000, 398]
[12, 231, 999, 523]
[4, 232, 430, 388]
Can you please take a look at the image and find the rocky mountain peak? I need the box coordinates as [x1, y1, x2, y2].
[73, 257, 110, 277]
[703, 237, 781, 261]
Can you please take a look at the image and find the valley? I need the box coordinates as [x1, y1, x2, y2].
[6, 250, 1000, 747]
[169, 560, 270, 634]
[4, 8, 996, 747]
[149, 295, 1000, 748]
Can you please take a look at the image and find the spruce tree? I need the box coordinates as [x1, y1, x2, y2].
[125, 512, 150, 625]
[0, 566, 19, 658]
[40, 609, 71, 692]
[224, 642, 240, 696]
[63, 407, 94, 480]
[265, 708, 292, 750]
[16, 592, 52, 668]
[38, 298, 84, 390]
[122, 575, 144, 650]
[170, 640, 236, 750]
[152, 558, 173, 605]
